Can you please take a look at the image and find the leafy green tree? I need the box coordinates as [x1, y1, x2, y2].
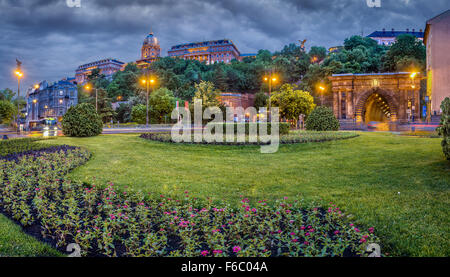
[309, 46, 327, 63]
[131, 104, 147, 124]
[149, 87, 175, 123]
[115, 103, 132, 123]
[382, 34, 426, 72]
[0, 100, 16, 124]
[0, 88, 15, 102]
[107, 63, 141, 101]
[270, 84, 316, 124]
[212, 65, 229, 92]
[193, 81, 221, 107]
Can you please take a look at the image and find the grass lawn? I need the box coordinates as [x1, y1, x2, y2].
[16, 132, 450, 256]
[0, 214, 62, 257]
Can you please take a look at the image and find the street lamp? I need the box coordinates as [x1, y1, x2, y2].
[84, 84, 98, 112]
[409, 72, 419, 122]
[14, 70, 23, 130]
[141, 74, 156, 128]
[318, 84, 326, 106]
[263, 70, 277, 121]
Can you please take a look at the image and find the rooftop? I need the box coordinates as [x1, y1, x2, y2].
[367, 29, 424, 38]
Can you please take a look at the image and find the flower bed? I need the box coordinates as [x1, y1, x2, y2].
[0, 142, 378, 257]
[140, 131, 359, 145]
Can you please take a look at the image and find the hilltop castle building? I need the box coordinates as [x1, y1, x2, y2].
[136, 31, 161, 68]
[168, 39, 241, 64]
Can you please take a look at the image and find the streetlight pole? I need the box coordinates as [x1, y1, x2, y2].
[264, 69, 277, 122]
[146, 71, 150, 128]
[318, 85, 325, 106]
[15, 70, 23, 131]
[141, 70, 155, 129]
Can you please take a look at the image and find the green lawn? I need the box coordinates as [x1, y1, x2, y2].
[3, 132, 449, 257]
[0, 214, 62, 257]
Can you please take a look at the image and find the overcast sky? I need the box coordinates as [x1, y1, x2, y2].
[0, 0, 448, 91]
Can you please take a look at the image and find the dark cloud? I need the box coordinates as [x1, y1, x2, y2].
[0, 0, 448, 90]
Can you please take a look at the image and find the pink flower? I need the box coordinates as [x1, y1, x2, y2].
[368, 227, 374, 233]
[290, 232, 295, 236]
[233, 246, 241, 253]
[213, 250, 223, 255]
[292, 239, 298, 242]
[305, 232, 310, 236]
[201, 250, 209, 256]
[334, 230, 339, 235]
[304, 241, 309, 245]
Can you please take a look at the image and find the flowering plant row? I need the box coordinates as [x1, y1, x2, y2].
[140, 131, 358, 145]
[0, 145, 378, 257]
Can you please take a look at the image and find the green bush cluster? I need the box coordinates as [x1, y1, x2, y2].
[305, 107, 340, 131]
[0, 142, 378, 257]
[437, 97, 450, 160]
[62, 103, 103, 137]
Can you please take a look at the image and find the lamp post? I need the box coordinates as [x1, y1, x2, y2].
[15, 70, 23, 130]
[141, 72, 156, 128]
[84, 84, 98, 112]
[263, 70, 277, 121]
[318, 85, 326, 106]
[409, 72, 418, 123]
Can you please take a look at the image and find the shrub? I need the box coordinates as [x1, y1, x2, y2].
[305, 106, 340, 131]
[437, 97, 450, 160]
[131, 104, 147, 125]
[62, 103, 103, 137]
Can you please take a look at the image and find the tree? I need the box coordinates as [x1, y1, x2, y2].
[107, 63, 141, 101]
[382, 34, 426, 72]
[131, 104, 147, 124]
[309, 46, 327, 63]
[0, 88, 15, 102]
[149, 87, 175, 123]
[213, 65, 228, 91]
[270, 84, 316, 124]
[254, 92, 268, 111]
[0, 100, 16, 124]
[193, 81, 221, 107]
[115, 103, 132, 123]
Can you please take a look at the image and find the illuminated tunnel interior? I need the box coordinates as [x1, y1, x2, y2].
[364, 93, 391, 123]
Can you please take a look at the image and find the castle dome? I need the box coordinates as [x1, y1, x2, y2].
[144, 32, 158, 45]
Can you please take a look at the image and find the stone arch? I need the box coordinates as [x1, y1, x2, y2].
[354, 88, 400, 123]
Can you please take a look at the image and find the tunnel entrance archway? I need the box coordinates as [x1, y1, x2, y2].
[355, 88, 399, 123]
[329, 73, 421, 124]
[363, 93, 391, 123]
